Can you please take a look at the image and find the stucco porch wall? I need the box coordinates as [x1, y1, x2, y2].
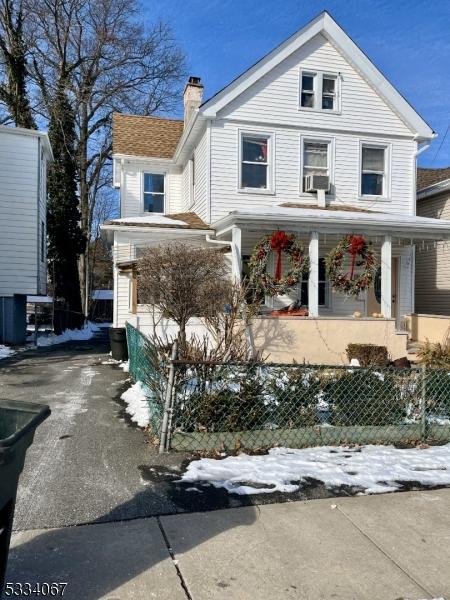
[405, 314, 450, 344]
[251, 317, 408, 365]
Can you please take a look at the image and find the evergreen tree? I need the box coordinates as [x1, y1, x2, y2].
[47, 82, 84, 329]
[0, 0, 35, 128]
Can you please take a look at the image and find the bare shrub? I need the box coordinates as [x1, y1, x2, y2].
[137, 243, 231, 355]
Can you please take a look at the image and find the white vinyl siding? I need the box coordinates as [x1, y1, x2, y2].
[416, 193, 450, 315]
[192, 129, 208, 221]
[0, 132, 43, 296]
[219, 33, 411, 137]
[181, 160, 191, 212]
[119, 160, 182, 217]
[209, 119, 414, 222]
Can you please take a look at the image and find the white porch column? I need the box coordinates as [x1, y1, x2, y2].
[381, 235, 392, 318]
[308, 231, 319, 317]
[231, 225, 242, 282]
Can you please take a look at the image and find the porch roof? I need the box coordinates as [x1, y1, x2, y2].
[214, 205, 450, 240]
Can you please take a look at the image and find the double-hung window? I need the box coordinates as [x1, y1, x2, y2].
[240, 134, 270, 190]
[300, 73, 315, 108]
[300, 71, 338, 111]
[322, 76, 336, 110]
[143, 173, 165, 212]
[361, 145, 386, 196]
[302, 140, 330, 192]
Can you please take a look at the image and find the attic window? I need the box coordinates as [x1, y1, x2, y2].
[300, 71, 338, 112]
[322, 77, 336, 110]
[301, 73, 315, 108]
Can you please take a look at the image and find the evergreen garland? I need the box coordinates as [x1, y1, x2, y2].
[325, 235, 377, 297]
[249, 232, 309, 297]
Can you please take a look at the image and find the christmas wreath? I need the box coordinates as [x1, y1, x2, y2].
[326, 234, 377, 297]
[249, 231, 309, 296]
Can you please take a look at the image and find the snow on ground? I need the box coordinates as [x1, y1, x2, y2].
[181, 444, 450, 496]
[0, 344, 15, 359]
[121, 381, 150, 428]
[30, 321, 99, 347]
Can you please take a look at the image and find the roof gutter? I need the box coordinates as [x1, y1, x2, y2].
[100, 224, 215, 235]
[215, 212, 450, 240]
[418, 179, 450, 201]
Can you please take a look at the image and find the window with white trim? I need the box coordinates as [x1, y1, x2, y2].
[240, 134, 270, 190]
[300, 71, 338, 111]
[302, 140, 330, 192]
[300, 72, 316, 108]
[322, 76, 336, 110]
[361, 145, 386, 196]
[143, 173, 165, 212]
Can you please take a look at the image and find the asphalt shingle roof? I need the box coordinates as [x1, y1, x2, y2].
[112, 113, 184, 159]
[417, 167, 450, 191]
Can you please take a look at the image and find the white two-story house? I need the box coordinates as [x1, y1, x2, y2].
[0, 125, 52, 345]
[102, 11, 450, 364]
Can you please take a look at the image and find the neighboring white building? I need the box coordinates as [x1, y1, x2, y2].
[101, 11, 450, 364]
[0, 125, 53, 344]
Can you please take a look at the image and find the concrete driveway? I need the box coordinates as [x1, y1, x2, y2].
[5, 488, 450, 600]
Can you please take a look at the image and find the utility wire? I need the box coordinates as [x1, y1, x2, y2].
[431, 120, 450, 165]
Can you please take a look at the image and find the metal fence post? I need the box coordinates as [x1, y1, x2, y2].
[420, 363, 427, 441]
[159, 341, 178, 454]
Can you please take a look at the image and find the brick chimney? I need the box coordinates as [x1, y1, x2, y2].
[183, 76, 203, 126]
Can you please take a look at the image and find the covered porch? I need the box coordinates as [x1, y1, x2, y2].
[214, 205, 450, 362]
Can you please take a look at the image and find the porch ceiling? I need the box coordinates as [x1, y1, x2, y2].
[214, 206, 450, 241]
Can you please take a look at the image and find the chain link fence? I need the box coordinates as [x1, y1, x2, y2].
[125, 324, 450, 453]
[169, 362, 450, 451]
[126, 323, 167, 435]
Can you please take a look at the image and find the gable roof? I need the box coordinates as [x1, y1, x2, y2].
[417, 167, 450, 191]
[200, 11, 434, 139]
[112, 113, 184, 159]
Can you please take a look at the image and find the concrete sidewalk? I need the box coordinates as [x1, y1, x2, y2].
[5, 488, 450, 600]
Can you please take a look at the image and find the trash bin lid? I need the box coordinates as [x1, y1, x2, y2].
[0, 400, 50, 448]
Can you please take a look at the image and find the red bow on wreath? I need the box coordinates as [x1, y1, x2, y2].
[347, 235, 366, 279]
[270, 231, 293, 281]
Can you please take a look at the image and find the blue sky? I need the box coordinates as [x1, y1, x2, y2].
[145, 0, 450, 167]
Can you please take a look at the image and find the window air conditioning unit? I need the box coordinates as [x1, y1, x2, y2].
[304, 174, 330, 192]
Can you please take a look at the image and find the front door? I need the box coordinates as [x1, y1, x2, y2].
[366, 258, 398, 321]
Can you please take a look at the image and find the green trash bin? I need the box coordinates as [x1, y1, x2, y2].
[0, 400, 50, 591]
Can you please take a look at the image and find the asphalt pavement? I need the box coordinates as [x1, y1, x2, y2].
[1, 340, 186, 529]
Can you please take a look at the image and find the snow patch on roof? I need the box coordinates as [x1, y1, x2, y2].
[108, 214, 188, 226]
[223, 205, 450, 229]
